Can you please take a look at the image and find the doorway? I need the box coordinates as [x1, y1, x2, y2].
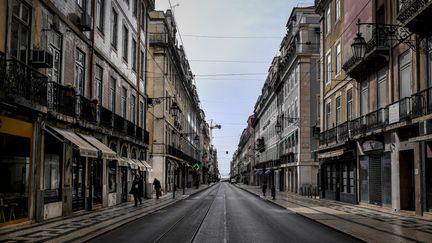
[120, 167, 128, 203]
[72, 156, 85, 211]
[92, 160, 102, 205]
[399, 150, 415, 210]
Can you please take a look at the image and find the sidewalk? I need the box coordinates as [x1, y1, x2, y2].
[237, 184, 432, 243]
[0, 184, 215, 243]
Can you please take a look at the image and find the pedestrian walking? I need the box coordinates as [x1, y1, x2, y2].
[271, 185, 276, 200]
[153, 178, 161, 199]
[262, 182, 267, 197]
[130, 177, 142, 206]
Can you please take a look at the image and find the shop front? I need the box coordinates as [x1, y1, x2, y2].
[319, 149, 357, 204]
[0, 116, 32, 225]
[358, 139, 392, 207]
[47, 127, 99, 213]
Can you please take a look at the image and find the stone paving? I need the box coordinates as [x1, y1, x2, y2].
[237, 184, 432, 243]
[0, 184, 214, 243]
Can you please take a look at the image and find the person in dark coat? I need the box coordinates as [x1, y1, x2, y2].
[130, 177, 142, 206]
[153, 178, 161, 199]
[262, 182, 267, 197]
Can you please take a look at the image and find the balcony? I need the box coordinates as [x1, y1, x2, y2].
[77, 95, 98, 123]
[0, 56, 48, 107]
[127, 120, 136, 137]
[388, 97, 411, 125]
[398, 0, 432, 37]
[326, 127, 337, 144]
[365, 108, 388, 132]
[114, 113, 126, 132]
[342, 25, 391, 80]
[350, 116, 366, 137]
[100, 106, 113, 127]
[411, 87, 432, 119]
[314, 0, 330, 13]
[48, 82, 76, 117]
[337, 121, 350, 142]
[149, 33, 168, 45]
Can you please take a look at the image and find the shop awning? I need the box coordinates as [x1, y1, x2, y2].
[50, 127, 98, 158]
[116, 157, 128, 167]
[133, 159, 145, 171]
[124, 158, 138, 169]
[140, 160, 152, 171]
[78, 134, 117, 159]
[318, 149, 345, 159]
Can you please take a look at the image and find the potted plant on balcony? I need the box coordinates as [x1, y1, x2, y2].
[90, 97, 99, 107]
[64, 84, 77, 97]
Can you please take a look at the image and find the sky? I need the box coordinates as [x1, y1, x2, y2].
[155, 0, 314, 176]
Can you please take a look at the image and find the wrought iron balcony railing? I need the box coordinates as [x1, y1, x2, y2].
[114, 113, 126, 132]
[411, 86, 432, 119]
[397, 0, 432, 37]
[100, 106, 114, 127]
[326, 127, 337, 144]
[337, 121, 350, 142]
[0, 57, 48, 107]
[365, 108, 388, 132]
[48, 82, 76, 117]
[77, 95, 98, 123]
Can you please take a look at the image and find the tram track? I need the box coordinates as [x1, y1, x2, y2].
[152, 183, 221, 243]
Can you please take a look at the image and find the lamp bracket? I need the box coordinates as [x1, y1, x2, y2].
[357, 21, 416, 51]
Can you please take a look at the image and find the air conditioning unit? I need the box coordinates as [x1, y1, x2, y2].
[32, 50, 53, 68]
[78, 11, 92, 31]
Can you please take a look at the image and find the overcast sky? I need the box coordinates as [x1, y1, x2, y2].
[156, 0, 314, 176]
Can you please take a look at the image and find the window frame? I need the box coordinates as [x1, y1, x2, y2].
[122, 24, 129, 62]
[97, 0, 105, 33]
[111, 8, 118, 50]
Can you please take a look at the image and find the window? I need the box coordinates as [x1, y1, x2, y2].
[378, 68, 387, 109]
[140, 49, 145, 80]
[44, 153, 61, 203]
[132, 0, 138, 17]
[111, 9, 118, 49]
[109, 77, 116, 112]
[131, 94, 136, 123]
[108, 161, 116, 193]
[132, 39, 137, 71]
[122, 87, 127, 118]
[342, 164, 347, 193]
[335, 41, 341, 75]
[399, 51, 412, 98]
[325, 6, 331, 35]
[326, 51, 332, 84]
[336, 0, 341, 21]
[95, 65, 103, 104]
[97, 0, 105, 33]
[336, 96, 341, 125]
[361, 81, 369, 116]
[11, 0, 31, 63]
[326, 102, 331, 129]
[123, 25, 129, 62]
[347, 88, 353, 121]
[48, 33, 62, 83]
[349, 163, 355, 194]
[75, 49, 85, 95]
[140, 101, 145, 128]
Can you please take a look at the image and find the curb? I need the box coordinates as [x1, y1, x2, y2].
[77, 184, 217, 242]
[235, 185, 364, 242]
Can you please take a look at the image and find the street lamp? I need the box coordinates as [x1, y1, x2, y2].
[170, 101, 180, 118]
[351, 19, 367, 60]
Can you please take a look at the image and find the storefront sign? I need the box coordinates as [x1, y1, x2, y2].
[362, 140, 384, 152]
[0, 115, 33, 138]
[388, 103, 400, 124]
